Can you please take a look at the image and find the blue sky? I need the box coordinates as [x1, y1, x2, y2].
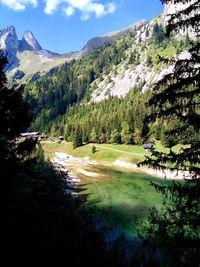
[0, 0, 163, 53]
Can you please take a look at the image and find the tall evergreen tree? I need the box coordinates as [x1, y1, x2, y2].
[90, 127, 98, 143]
[73, 125, 83, 148]
[144, 0, 200, 179]
[0, 53, 32, 209]
[141, 0, 200, 266]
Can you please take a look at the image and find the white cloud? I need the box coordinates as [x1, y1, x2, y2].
[80, 2, 116, 20]
[44, 0, 116, 19]
[0, 0, 116, 19]
[0, 0, 37, 11]
[64, 5, 75, 16]
[44, 0, 61, 14]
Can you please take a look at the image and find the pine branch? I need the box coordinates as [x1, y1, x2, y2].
[161, 0, 200, 36]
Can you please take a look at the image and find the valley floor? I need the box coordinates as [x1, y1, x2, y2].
[43, 141, 181, 238]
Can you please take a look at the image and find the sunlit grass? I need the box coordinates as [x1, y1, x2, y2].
[42, 141, 149, 163]
[42, 141, 187, 164]
[42, 141, 184, 238]
[78, 164, 170, 238]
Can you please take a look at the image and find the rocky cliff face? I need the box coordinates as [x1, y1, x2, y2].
[89, 13, 187, 103]
[88, 2, 198, 103]
[19, 31, 42, 52]
[0, 26, 19, 69]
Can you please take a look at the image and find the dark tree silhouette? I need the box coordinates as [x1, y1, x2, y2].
[141, 1, 200, 266]
[143, 0, 200, 177]
[0, 52, 32, 208]
[0, 53, 119, 267]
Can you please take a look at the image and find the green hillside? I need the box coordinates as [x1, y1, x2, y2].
[25, 19, 190, 143]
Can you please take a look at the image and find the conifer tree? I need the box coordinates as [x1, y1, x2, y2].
[143, 0, 200, 179]
[141, 1, 200, 266]
[90, 127, 98, 143]
[73, 125, 83, 148]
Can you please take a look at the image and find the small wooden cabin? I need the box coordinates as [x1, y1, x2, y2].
[20, 132, 40, 140]
[143, 142, 154, 150]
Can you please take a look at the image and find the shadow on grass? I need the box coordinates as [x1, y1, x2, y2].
[75, 183, 104, 205]
[90, 164, 154, 181]
[74, 164, 169, 240]
[86, 200, 152, 240]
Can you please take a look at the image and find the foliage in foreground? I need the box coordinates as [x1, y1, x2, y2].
[0, 53, 125, 267]
[141, 0, 200, 266]
[141, 180, 200, 266]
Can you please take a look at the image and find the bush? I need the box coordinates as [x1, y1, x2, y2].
[92, 145, 96, 154]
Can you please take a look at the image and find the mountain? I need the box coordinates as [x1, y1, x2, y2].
[88, 15, 171, 102]
[1, 0, 194, 86]
[1, 20, 148, 83]
[23, 7, 192, 139]
[19, 31, 42, 52]
[0, 26, 19, 69]
[82, 19, 147, 53]
[0, 25, 80, 82]
[1, 3, 193, 140]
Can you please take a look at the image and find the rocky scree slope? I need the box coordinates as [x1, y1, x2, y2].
[89, 12, 191, 103]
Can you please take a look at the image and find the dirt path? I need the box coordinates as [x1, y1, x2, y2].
[91, 144, 144, 156]
[51, 153, 82, 196]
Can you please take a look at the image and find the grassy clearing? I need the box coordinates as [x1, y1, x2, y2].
[42, 141, 150, 163]
[42, 141, 187, 163]
[78, 164, 170, 238]
[42, 141, 183, 238]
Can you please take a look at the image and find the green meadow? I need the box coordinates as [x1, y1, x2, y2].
[42, 140, 176, 162]
[77, 165, 171, 238]
[42, 141, 180, 237]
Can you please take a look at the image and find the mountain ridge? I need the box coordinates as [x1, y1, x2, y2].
[0, 25, 82, 82]
[19, 31, 42, 52]
[82, 19, 147, 53]
[0, 20, 149, 82]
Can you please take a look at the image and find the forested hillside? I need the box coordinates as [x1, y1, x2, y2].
[24, 14, 191, 146]
[34, 88, 151, 146]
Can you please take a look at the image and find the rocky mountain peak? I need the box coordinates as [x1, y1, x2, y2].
[21, 31, 42, 51]
[2, 25, 16, 35]
[0, 25, 19, 70]
[0, 25, 18, 51]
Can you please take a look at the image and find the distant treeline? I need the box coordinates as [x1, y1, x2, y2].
[41, 88, 151, 147]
